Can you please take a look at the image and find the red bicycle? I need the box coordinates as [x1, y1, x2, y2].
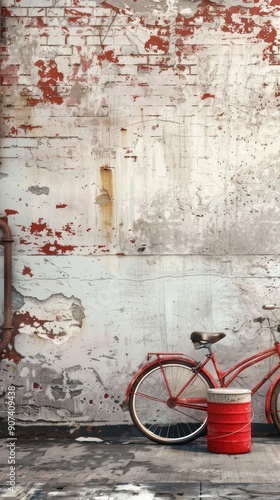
[123, 305, 280, 444]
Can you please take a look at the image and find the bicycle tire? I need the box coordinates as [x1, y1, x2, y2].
[270, 379, 280, 432]
[128, 360, 214, 444]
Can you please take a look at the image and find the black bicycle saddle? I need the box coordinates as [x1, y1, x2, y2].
[191, 331, 226, 344]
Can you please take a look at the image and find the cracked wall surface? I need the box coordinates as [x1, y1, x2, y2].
[0, 0, 280, 427]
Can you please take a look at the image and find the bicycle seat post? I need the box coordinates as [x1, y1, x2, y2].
[204, 344, 213, 356]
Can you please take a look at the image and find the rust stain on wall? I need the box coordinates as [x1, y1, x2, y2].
[96, 166, 114, 239]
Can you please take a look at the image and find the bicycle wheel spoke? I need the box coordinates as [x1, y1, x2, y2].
[135, 391, 168, 404]
[129, 360, 213, 444]
[170, 405, 208, 424]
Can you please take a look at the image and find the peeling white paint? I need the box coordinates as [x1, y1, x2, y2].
[19, 366, 30, 378]
[108, 0, 259, 16]
[15, 294, 84, 346]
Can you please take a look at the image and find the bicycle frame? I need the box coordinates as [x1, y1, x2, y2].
[208, 343, 280, 393]
[123, 340, 280, 423]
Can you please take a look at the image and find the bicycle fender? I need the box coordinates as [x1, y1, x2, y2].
[265, 374, 280, 423]
[122, 356, 218, 407]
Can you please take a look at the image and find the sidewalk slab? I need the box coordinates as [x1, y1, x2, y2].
[1, 483, 280, 500]
[0, 436, 280, 498]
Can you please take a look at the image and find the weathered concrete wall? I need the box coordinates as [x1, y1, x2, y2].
[0, 0, 280, 427]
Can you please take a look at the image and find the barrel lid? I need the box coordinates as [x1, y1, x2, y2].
[207, 388, 251, 395]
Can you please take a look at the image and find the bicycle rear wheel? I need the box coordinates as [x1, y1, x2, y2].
[128, 360, 214, 444]
[270, 379, 280, 432]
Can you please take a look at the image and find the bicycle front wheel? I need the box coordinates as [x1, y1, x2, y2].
[128, 360, 214, 444]
[270, 379, 280, 432]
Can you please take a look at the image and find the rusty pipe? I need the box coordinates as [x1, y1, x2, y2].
[0, 219, 14, 353]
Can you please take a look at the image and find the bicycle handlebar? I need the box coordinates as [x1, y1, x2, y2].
[253, 306, 280, 323]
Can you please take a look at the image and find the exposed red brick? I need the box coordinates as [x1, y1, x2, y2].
[1, 7, 12, 17]
[31, 59, 64, 105]
[97, 50, 119, 64]
[145, 36, 169, 54]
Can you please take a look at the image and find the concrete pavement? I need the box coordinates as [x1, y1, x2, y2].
[0, 433, 280, 499]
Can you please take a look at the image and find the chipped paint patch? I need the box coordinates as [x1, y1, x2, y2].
[4, 209, 18, 216]
[22, 266, 33, 278]
[39, 242, 77, 255]
[28, 186, 50, 196]
[13, 294, 85, 346]
[51, 371, 83, 400]
[56, 203, 68, 209]
[28, 60, 64, 106]
[20, 219, 78, 255]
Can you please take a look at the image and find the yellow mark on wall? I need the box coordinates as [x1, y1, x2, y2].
[97, 165, 114, 239]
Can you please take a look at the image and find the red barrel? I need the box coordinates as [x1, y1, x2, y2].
[207, 388, 251, 454]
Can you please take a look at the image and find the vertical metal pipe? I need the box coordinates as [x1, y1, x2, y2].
[0, 219, 14, 352]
